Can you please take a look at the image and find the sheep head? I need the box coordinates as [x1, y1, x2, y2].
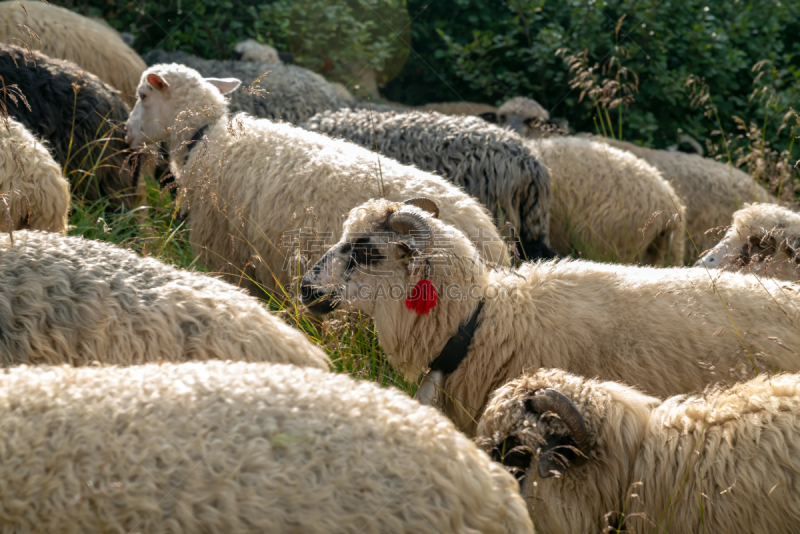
[479, 96, 557, 138]
[126, 64, 241, 148]
[300, 197, 488, 319]
[477, 369, 658, 533]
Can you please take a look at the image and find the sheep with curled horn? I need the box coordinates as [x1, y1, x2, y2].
[478, 368, 800, 533]
[697, 202, 800, 281]
[301, 196, 800, 435]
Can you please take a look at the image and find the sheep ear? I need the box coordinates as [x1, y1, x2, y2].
[147, 73, 169, 91]
[478, 111, 498, 123]
[205, 77, 242, 95]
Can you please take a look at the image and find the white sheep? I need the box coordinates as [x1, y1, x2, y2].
[0, 361, 534, 534]
[0, 1, 146, 106]
[478, 368, 800, 533]
[525, 135, 685, 265]
[0, 230, 329, 369]
[596, 136, 776, 260]
[478, 96, 777, 261]
[124, 64, 509, 293]
[301, 108, 554, 260]
[233, 38, 282, 63]
[696, 202, 800, 281]
[0, 116, 69, 234]
[300, 198, 800, 435]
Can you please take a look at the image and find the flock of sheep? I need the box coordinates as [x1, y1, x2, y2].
[1, 1, 800, 532]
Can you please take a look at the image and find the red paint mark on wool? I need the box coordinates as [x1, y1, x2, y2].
[405, 279, 438, 315]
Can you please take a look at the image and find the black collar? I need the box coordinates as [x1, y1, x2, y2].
[429, 301, 484, 375]
[183, 124, 211, 164]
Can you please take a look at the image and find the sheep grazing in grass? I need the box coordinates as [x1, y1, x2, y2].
[597, 136, 776, 260]
[301, 198, 800, 435]
[478, 368, 800, 533]
[124, 64, 508, 292]
[0, 1, 145, 106]
[0, 231, 329, 369]
[302, 109, 554, 260]
[697, 202, 800, 281]
[0, 45, 138, 208]
[525, 135, 685, 265]
[0, 116, 69, 234]
[142, 49, 347, 124]
[0, 361, 534, 534]
[479, 96, 777, 261]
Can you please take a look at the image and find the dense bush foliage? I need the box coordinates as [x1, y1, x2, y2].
[67, 0, 799, 152]
[65, 0, 409, 90]
[385, 0, 800, 150]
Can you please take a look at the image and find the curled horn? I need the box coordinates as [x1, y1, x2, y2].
[387, 211, 432, 252]
[403, 197, 439, 219]
[527, 388, 589, 452]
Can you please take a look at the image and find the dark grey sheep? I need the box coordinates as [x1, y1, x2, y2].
[302, 108, 554, 259]
[0, 44, 136, 207]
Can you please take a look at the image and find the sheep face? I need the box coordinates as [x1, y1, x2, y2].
[125, 65, 241, 147]
[695, 244, 733, 269]
[478, 369, 658, 534]
[479, 96, 552, 138]
[300, 198, 487, 317]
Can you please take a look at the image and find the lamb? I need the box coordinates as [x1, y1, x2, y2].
[0, 116, 69, 234]
[525, 135, 685, 265]
[0, 45, 138, 208]
[124, 64, 509, 292]
[696, 202, 800, 281]
[142, 49, 347, 124]
[480, 96, 777, 261]
[0, 230, 329, 370]
[0, 1, 146, 106]
[300, 197, 800, 435]
[0, 361, 533, 534]
[301, 108, 554, 260]
[478, 368, 800, 533]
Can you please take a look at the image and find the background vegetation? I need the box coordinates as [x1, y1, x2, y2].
[66, 0, 800, 153]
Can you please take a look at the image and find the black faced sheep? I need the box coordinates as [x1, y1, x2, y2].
[479, 368, 800, 533]
[301, 198, 800, 435]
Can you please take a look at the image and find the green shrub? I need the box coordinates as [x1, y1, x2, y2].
[385, 0, 800, 152]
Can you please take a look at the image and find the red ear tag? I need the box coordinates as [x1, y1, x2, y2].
[405, 279, 438, 315]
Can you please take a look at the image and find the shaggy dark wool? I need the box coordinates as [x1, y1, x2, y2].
[143, 49, 348, 125]
[0, 44, 134, 206]
[302, 109, 554, 259]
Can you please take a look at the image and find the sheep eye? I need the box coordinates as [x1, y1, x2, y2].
[139, 93, 147, 101]
[499, 114, 506, 121]
[352, 237, 385, 267]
